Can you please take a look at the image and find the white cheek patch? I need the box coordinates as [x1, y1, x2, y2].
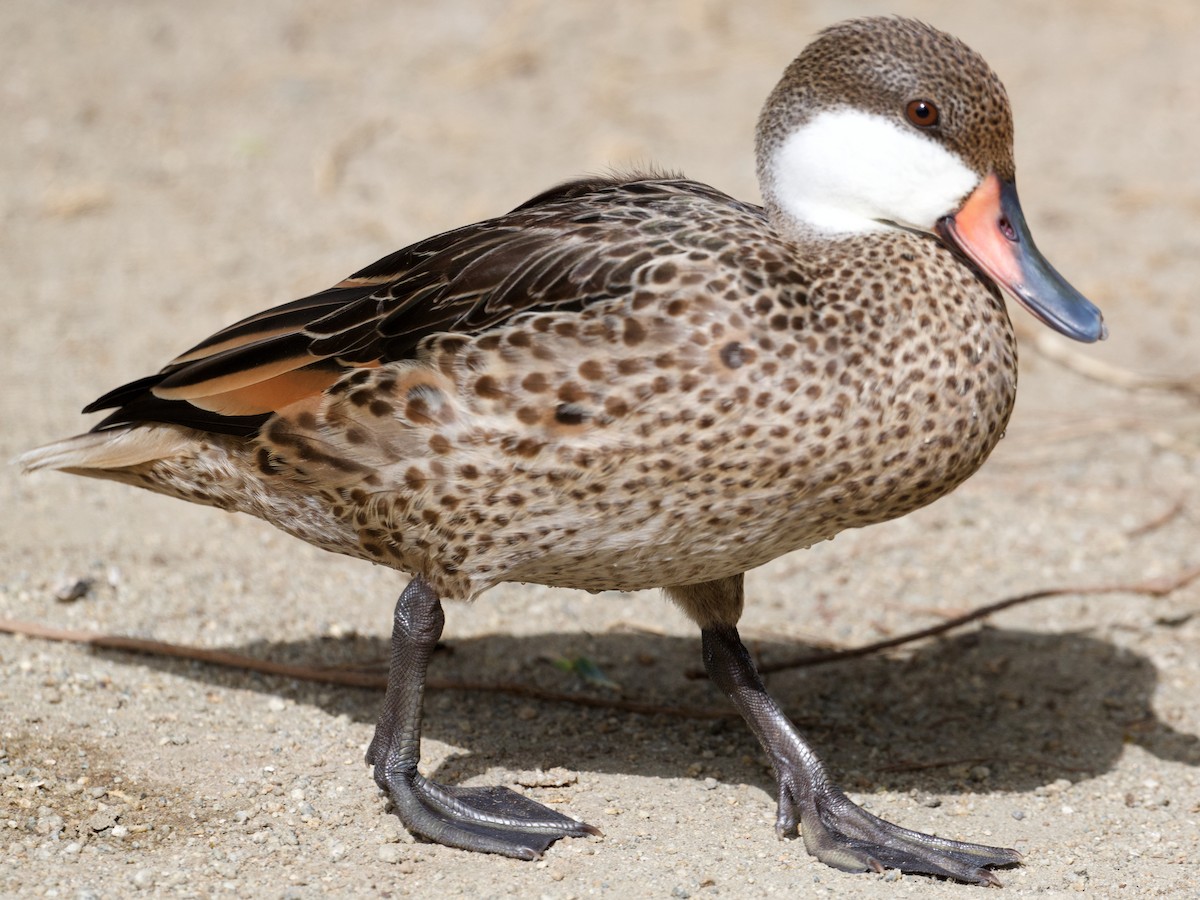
[770, 108, 978, 235]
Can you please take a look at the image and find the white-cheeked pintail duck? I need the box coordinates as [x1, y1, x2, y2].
[23, 16, 1105, 884]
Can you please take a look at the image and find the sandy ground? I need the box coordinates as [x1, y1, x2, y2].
[3, 0, 1199, 897]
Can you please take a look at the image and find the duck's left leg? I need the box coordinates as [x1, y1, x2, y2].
[667, 574, 1022, 885]
[367, 576, 599, 858]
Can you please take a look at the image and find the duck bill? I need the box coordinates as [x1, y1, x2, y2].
[937, 173, 1107, 343]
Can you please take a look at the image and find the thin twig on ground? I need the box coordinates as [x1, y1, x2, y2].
[1125, 499, 1186, 539]
[3, 564, 1197, 717]
[1019, 324, 1200, 401]
[0, 618, 730, 720]
[755, 564, 1200, 675]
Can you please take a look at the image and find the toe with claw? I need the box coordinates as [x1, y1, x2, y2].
[691, 584, 1021, 885]
[369, 577, 598, 857]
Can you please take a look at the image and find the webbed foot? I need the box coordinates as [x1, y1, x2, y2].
[368, 577, 597, 858]
[778, 773, 1020, 884]
[697, 604, 1020, 885]
[370, 763, 598, 858]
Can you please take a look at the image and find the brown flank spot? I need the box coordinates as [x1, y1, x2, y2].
[256, 447, 280, 476]
[522, 372, 549, 393]
[603, 396, 629, 417]
[719, 341, 746, 369]
[652, 261, 678, 284]
[474, 375, 504, 399]
[578, 359, 604, 381]
[623, 319, 646, 346]
[554, 403, 589, 426]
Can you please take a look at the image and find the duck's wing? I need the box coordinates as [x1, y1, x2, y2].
[84, 176, 764, 437]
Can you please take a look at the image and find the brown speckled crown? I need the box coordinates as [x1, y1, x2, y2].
[756, 17, 1014, 206]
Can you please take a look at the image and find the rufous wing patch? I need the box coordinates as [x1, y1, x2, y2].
[159, 367, 344, 416]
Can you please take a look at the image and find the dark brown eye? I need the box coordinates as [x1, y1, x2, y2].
[905, 99, 939, 128]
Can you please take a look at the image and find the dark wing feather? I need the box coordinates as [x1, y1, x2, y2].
[85, 174, 764, 437]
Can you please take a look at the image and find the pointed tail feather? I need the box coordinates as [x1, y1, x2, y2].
[17, 426, 195, 474]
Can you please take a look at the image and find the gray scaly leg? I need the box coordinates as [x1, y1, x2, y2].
[668, 575, 1020, 885]
[701, 621, 1021, 884]
[366, 577, 598, 858]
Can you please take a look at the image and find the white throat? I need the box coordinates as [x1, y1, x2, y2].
[767, 108, 978, 236]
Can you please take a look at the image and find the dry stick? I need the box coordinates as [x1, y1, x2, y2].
[1125, 499, 1186, 539]
[1019, 325, 1200, 401]
[0, 618, 730, 720]
[3, 565, 1197, 717]
[756, 564, 1200, 675]
[0, 620, 387, 685]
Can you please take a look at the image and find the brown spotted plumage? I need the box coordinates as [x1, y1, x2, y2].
[23, 17, 1105, 884]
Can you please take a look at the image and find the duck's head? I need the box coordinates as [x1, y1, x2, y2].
[756, 17, 1106, 343]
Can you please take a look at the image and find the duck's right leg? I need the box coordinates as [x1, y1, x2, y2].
[669, 574, 1022, 885]
[366, 576, 599, 858]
